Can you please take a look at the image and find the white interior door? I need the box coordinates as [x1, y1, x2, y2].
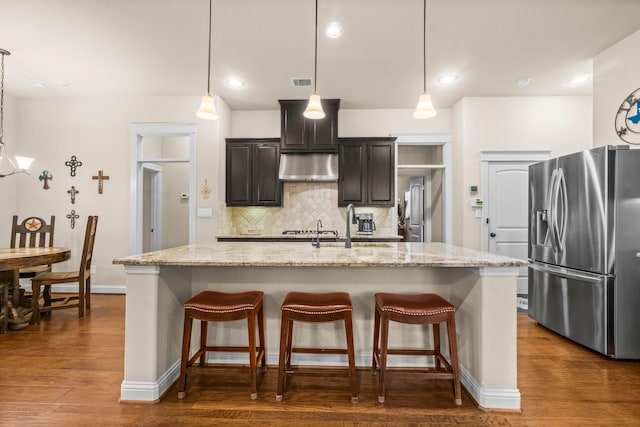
[142, 164, 162, 252]
[407, 177, 424, 242]
[486, 162, 530, 295]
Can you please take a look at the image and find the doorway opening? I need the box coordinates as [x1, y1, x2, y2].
[395, 135, 450, 243]
[480, 150, 550, 311]
[130, 123, 196, 255]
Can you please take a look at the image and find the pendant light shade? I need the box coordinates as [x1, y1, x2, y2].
[413, 93, 437, 119]
[304, 0, 325, 120]
[196, 93, 218, 120]
[414, 0, 437, 120]
[304, 92, 325, 119]
[196, 0, 218, 120]
[0, 48, 33, 178]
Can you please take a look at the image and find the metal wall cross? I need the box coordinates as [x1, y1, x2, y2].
[38, 170, 53, 190]
[67, 185, 79, 204]
[64, 155, 83, 177]
[66, 210, 79, 229]
[92, 170, 110, 194]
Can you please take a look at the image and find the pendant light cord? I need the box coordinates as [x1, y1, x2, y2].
[0, 50, 5, 143]
[206, 0, 212, 94]
[422, 0, 426, 93]
[313, 0, 319, 93]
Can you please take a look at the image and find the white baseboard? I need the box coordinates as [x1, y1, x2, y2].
[119, 351, 521, 410]
[19, 283, 126, 294]
[120, 359, 181, 402]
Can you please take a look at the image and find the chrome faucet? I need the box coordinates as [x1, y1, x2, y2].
[312, 219, 322, 248]
[339, 204, 357, 248]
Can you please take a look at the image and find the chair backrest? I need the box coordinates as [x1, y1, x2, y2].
[11, 215, 55, 249]
[79, 216, 98, 276]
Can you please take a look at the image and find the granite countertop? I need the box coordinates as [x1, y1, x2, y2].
[113, 241, 527, 268]
[216, 234, 403, 242]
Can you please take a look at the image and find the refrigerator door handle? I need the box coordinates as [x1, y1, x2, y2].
[556, 168, 568, 251]
[545, 169, 559, 250]
[529, 262, 605, 283]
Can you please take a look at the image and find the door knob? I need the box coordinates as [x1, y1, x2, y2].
[490, 232, 496, 237]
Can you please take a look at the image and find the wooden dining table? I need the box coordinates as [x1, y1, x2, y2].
[0, 247, 71, 330]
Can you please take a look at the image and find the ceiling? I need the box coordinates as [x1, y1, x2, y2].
[1, 0, 640, 111]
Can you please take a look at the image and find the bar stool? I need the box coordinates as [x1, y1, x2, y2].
[372, 292, 462, 406]
[177, 290, 266, 400]
[276, 291, 359, 403]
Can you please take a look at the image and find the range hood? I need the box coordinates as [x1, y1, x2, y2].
[278, 153, 338, 182]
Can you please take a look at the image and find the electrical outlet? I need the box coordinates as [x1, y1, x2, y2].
[91, 265, 96, 275]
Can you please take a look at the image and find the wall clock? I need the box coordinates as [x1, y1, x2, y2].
[615, 88, 640, 145]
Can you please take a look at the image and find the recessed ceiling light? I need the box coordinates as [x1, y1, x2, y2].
[57, 80, 70, 87]
[225, 78, 245, 88]
[437, 74, 458, 85]
[32, 80, 46, 88]
[567, 75, 590, 86]
[516, 77, 531, 87]
[325, 22, 342, 38]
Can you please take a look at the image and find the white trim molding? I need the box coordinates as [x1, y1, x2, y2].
[480, 150, 550, 162]
[122, 352, 520, 410]
[460, 366, 521, 410]
[120, 359, 181, 402]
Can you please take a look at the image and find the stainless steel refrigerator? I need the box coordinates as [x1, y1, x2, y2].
[528, 145, 640, 359]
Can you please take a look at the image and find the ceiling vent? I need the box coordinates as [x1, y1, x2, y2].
[291, 78, 312, 87]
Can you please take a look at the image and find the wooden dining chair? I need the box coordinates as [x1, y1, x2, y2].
[29, 216, 98, 324]
[10, 215, 56, 279]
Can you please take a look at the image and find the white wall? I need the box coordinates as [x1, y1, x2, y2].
[451, 96, 593, 249]
[1, 95, 228, 289]
[230, 108, 452, 138]
[593, 28, 640, 147]
[0, 95, 20, 227]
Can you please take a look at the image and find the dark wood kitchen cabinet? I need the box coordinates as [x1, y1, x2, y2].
[225, 138, 282, 206]
[279, 99, 340, 153]
[338, 137, 396, 207]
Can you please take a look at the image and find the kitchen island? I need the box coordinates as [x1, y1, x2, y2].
[113, 241, 526, 409]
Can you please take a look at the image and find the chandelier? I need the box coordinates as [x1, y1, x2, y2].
[0, 49, 33, 178]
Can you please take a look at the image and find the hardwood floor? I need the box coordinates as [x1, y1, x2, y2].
[1, 294, 639, 426]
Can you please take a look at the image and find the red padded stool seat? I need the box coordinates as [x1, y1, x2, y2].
[177, 290, 266, 400]
[276, 291, 359, 403]
[372, 292, 462, 406]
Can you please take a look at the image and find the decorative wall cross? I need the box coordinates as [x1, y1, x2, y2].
[66, 210, 79, 229]
[64, 155, 83, 177]
[38, 170, 53, 190]
[201, 179, 212, 198]
[67, 185, 79, 204]
[92, 170, 110, 194]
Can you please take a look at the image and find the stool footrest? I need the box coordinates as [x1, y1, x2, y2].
[188, 347, 265, 367]
[291, 347, 348, 355]
[383, 349, 438, 356]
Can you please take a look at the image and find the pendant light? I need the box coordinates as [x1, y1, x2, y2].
[303, 0, 325, 120]
[413, 0, 437, 119]
[0, 49, 33, 178]
[196, 0, 218, 120]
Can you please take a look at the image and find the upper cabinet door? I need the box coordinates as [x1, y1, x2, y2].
[225, 143, 252, 206]
[225, 138, 282, 207]
[338, 141, 366, 205]
[368, 141, 395, 205]
[253, 143, 282, 206]
[338, 137, 396, 207]
[279, 99, 340, 153]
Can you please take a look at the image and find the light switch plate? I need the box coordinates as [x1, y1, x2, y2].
[197, 208, 213, 217]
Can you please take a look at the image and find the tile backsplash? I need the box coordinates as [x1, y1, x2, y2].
[220, 182, 393, 236]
